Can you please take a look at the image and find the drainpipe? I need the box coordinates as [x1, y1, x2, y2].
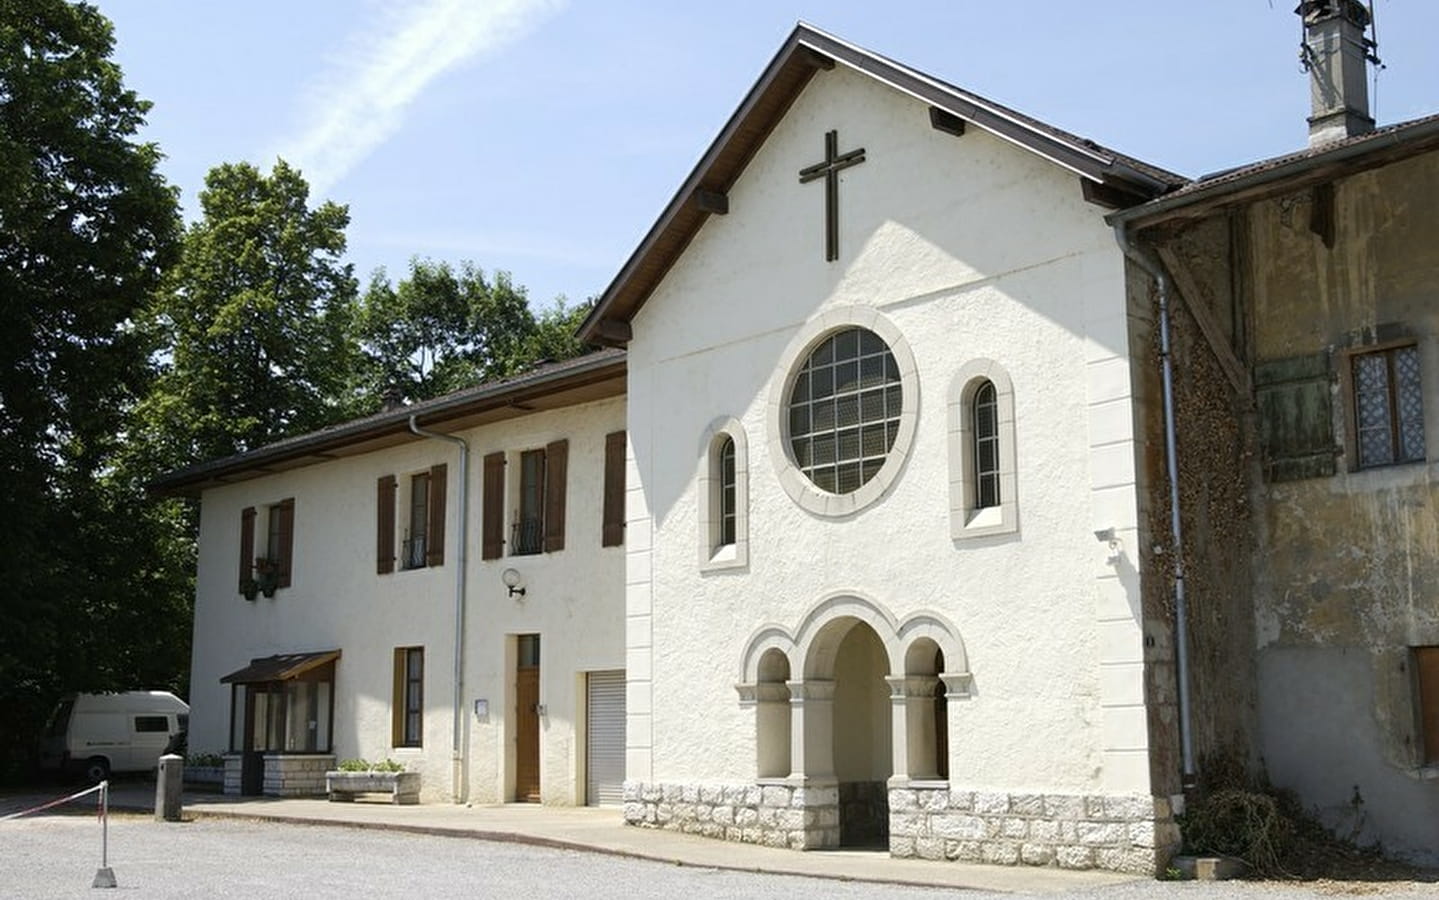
[1111, 225, 1198, 791]
[409, 415, 470, 803]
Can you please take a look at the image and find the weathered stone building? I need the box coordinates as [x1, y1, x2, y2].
[1110, 0, 1439, 863]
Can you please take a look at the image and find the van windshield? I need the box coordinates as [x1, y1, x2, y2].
[46, 699, 74, 737]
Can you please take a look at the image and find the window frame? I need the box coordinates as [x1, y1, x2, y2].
[768, 307, 919, 518]
[513, 449, 547, 556]
[403, 471, 430, 570]
[393, 646, 424, 749]
[948, 361, 1018, 539]
[1344, 340, 1426, 471]
[698, 417, 749, 570]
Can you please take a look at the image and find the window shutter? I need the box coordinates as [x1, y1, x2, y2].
[377, 476, 396, 575]
[602, 431, 626, 547]
[427, 463, 447, 567]
[239, 506, 256, 592]
[276, 498, 295, 588]
[1417, 647, 1439, 765]
[1255, 353, 1336, 482]
[482, 452, 505, 561]
[544, 439, 568, 553]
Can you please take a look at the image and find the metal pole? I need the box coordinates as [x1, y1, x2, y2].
[92, 780, 116, 888]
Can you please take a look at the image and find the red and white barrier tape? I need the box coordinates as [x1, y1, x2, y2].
[0, 783, 105, 821]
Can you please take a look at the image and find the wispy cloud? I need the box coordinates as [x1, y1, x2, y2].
[273, 0, 564, 197]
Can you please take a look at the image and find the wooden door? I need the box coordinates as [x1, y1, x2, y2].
[515, 636, 541, 802]
[240, 687, 263, 796]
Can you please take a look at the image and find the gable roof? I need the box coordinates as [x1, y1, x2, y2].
[578, 23, 1185, 346]
[1110, 111, 1439, 229]
[150, 349, 626, 497]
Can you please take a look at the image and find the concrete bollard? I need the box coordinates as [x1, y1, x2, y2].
[155, 753, 183, 822]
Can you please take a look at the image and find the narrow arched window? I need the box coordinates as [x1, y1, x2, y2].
[972, 380, 999, 509]
[719, 436, 737, 547]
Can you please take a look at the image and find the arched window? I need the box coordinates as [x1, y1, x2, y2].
[972, 380, 1000, 509]
[947, 361, 1018, 539]
[698, 418, 748, 570]
[719, 436, 736, 546]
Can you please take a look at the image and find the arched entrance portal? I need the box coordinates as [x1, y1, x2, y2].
[809, 617, 892, 847]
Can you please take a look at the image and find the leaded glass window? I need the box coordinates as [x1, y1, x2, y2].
[972, 380, 1000, 509]
[1353, 345, 1425, 469]
[719, 436, 736, 546]
[787, 327, 901, 494]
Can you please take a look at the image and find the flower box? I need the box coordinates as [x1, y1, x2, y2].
[325, 770, 420, 804]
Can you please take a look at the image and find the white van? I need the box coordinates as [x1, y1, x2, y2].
[38, 691, 189, 781]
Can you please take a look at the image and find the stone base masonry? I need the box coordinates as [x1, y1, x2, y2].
[624, 780, 1181, 875]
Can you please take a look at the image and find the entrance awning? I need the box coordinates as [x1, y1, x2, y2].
[221, 650, 341, 684]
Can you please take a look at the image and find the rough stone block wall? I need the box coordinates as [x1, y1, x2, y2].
[222, 755, 242, 796]
[624, 781, 1180, 874]
[261, 754, 334, 797]
[891, 785, 1180, 874]
[623, 781, 838, 849]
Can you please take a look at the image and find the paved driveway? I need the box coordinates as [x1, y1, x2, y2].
[3, 814, 1438, 900]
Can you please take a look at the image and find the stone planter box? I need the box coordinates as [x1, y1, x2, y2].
[325, 770, 420, 805]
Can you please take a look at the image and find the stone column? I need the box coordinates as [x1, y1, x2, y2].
[787, 679, 834, 781]
[887, 675, 941, 780]
[755, 681, 792, 778]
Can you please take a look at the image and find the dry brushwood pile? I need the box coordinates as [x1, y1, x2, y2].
[1180, 786, 1433, 882]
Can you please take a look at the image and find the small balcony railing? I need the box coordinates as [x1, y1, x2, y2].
[401, 536, 428, 570]
[511, 517, 543, 556]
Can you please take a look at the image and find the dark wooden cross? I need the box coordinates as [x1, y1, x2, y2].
[798, 129, 865, 262]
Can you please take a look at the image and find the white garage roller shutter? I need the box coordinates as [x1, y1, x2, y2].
[586, 670, 626, 807]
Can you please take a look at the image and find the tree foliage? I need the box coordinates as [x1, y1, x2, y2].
[0, 0, 184, 773]
[0, 5, 597, 780]
[352, 259, 592, 410]
[140, 160, 358, 464]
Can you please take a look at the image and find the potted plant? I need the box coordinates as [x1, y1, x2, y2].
[253, 557, 280, 598]
[240, 577, 260, 601]
[325, 758, 420, 804]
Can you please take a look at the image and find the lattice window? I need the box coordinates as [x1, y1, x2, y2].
[972, 380, 1000, 509]
[787, 327, 902, 494]
[1353, 345, 1425, 468]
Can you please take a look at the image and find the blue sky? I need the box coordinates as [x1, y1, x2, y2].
[98, 1, 1439, 309]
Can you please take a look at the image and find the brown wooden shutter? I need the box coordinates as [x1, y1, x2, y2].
[376, 475, 396, 575]
[602, 431, 626, 547]
[544, 439, 568, 553]
[239, 506, 256, 591]
[1417, 647, 1439, 765]
[276, 498, 295, 588]
[482, 452, 505, 560]
[427, 463, 447, 567]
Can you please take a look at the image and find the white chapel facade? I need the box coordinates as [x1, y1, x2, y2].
[583, 26, 1181, 868]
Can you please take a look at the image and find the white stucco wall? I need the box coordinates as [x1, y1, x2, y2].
[188, 395, 626, 804]
[624, 64, 1148, 795]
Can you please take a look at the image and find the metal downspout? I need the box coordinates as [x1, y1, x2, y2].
[1111, 225, 1198, 790]
[409, 415, 470, 803]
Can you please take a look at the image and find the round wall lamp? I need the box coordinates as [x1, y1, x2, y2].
[501, 568, 526, 599]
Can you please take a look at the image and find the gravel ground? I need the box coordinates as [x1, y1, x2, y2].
[1, 814, 1436, 900]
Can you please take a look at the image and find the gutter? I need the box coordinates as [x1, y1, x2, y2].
[408, 416, 470, 804]
[1111, 226, 1198, 792]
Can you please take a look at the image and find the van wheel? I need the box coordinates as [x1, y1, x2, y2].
[83, 757, 110, 783]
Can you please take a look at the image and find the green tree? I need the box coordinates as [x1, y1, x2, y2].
[0, 0, 183, 774]
[141, 160, 358, 464]
[353, 259, 589, 410]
